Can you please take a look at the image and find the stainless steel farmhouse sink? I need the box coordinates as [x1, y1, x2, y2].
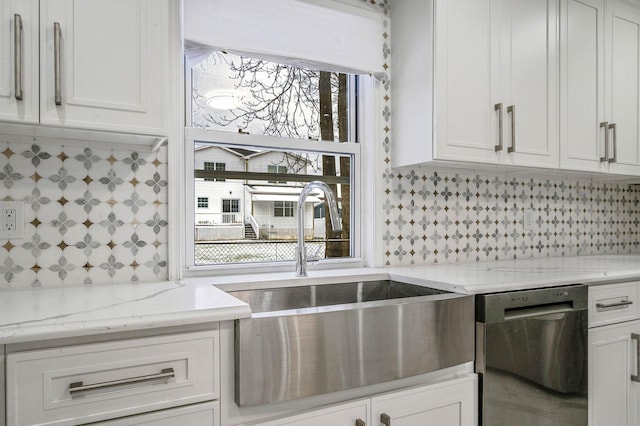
[227, 280, 474, 406]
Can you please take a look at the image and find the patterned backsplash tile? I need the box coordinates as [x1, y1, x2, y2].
[0, 140, 168, 289]
[380, 169, 640, 266]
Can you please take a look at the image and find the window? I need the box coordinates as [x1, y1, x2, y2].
[274, 201, 294, 217]
[204, 162, 226, 181]
[197, 197, 209, 208]
[222, 199, 240, 224]
[268, 165, 288, 184]
[183, 0, 384, 271]
[188, 52, 358, 266]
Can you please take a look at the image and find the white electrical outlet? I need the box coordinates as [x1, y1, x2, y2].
[0, 201, 24, 239]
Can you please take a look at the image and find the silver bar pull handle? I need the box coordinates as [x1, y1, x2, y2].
[600, 121, 609, 162]
[507, 104, 516, 153]
[632, 334, 640, 383]
[380, 413, 391, 426]
[14, 14, 23, 100]
[54, 22, 62, 106]
[495, 103, 503, 152]
[596, 300, 632, 310]
[69, 367, 175, 395]
[608, 123, 617, 163]
[355, 420, 366, 426]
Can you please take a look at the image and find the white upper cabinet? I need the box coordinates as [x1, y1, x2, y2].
[605, 1, 640, 174]
[560, 0, 640, 175]
[393, 0, 640, 177]
[431, 0, 500, 165]
[501, 0, 559, 168]
[560, 0, 608, 172]
[39, 0, 169, 135]
[0, 0, 38, 124]
[0, 0, 170, 137]
[392, 0, 559, 169]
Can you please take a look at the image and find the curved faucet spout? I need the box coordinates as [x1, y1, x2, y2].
[296, 181, 342, 277]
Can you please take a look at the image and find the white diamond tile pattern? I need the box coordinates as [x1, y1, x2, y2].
[0, 142, 169, 288]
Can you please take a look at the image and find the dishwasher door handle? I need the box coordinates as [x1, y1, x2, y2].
[504, 302, 576, 321]
[632, 333, 640, 383]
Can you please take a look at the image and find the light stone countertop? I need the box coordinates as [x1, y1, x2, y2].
[387, 254, 640, 294]
[2, 256, 640, 345]
[0, 268, 387, 345]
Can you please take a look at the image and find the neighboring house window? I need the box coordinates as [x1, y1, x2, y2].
[267, 165, 288, 184]
[204, 161, 226, 182]
[222, 199, 240, 223]
[197, 197, 209, 208]
[274, 201, 294, 217]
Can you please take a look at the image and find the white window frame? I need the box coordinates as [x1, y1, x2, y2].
[170, 51, 382, 278]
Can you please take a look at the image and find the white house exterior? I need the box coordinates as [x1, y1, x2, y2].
[194, 145, 326, 241]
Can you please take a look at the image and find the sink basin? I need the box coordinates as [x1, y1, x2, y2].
[228, 279, 449, 314]
[228, 280, 474, 406]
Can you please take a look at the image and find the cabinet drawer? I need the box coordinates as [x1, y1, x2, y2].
[93, 401, 219, 426]
[589, 282, 640, 327]
[7, 330, 218, 426]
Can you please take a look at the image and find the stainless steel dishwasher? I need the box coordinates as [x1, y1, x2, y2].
[476, 285, 588, 426]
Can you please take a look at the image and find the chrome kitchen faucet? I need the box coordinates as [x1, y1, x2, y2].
[295, 181, 341, 277]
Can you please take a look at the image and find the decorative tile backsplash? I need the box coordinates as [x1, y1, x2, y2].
[0, 140, 168, 289]
[380, 170, 640, 266]
[378, 0, 640, 266]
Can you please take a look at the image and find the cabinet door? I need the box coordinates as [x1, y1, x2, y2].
[605, 1, 640, 175]
[434, 0, 502, 164]
[503, 0, 559, 168]
[250, 399, 369, 426]
[39, 0, 169, 135]
[371, 375, 477, 426]
[589, 320, 639, 426]
[0, 0, 38, 124]
[560, 0, 607, 172]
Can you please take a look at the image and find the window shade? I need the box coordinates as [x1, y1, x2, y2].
[184, 0, 385, 76]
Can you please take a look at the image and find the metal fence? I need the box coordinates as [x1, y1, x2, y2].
[195, 240, 327, 264]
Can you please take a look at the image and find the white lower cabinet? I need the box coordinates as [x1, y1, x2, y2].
[589, 319, 640, 426]
[249, 399, 370, 426]
[6, 330, 219, 426]
[92, 401, 219, 426]
[249, 375, 477, 426]
[371, 376, 477, 426]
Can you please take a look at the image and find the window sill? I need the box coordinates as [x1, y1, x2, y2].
[184, 257, 366, 278]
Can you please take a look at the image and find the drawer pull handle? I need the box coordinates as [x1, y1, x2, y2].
[14, 14, 23, 100]
[495, 103, 504, 152]
[355, 420, 366, 426]
[54, 22, 62, 105]
[632, 334, 640, 383]
[381, 413, 391, 426]
[507, 104, 516, 153]
[596, 300, 633, 310]
[69, 367, 175, 395]
[600, 121, 610, 162]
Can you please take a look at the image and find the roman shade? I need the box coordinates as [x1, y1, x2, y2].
[184, 0, 385, 76]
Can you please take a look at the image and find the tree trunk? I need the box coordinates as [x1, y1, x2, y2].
[319, 71, 342, 258]
[337, 74, 350, 258]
